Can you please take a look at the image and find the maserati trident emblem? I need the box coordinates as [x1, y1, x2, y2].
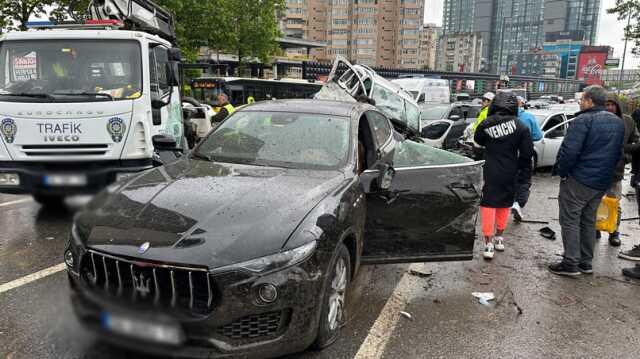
[132, 272, 151, 298]
[138, 241, 150, 254]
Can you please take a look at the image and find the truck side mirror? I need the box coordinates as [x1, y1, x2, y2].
[151, 96, 169, 109]
[167, 61, 180, 87]
[168, 48, 182, 61]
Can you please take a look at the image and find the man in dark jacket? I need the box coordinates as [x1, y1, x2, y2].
[474, 92, 533, 259]
[549, 86, 625, 276]
[600, 95, 640, 246]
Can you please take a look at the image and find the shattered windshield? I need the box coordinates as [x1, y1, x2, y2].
[0, 40, 142, 102]
[196, 111, 351, 170]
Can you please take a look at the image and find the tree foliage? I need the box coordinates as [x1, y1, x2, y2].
[1, 0, 53, 30]
[0, 0, 284, 64]
[608, 0, 640, 55]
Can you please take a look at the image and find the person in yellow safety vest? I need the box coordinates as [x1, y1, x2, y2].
[471, 92, 496, 132]
[211, 93, 236, 123]
[247, 96, 255, 105]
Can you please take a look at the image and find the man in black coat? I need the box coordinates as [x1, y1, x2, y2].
[549, 85, 625, 277]
[474, 92, 534, 259]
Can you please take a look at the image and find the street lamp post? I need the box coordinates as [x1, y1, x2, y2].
[618, 11, 632, 94]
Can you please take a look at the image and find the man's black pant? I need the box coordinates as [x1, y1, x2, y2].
[515, 169, 532, 208]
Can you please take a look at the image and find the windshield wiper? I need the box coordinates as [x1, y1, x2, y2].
[0, 92, 55, 100]
[191, 151, 214, 162]
[55, 92, 114, 101]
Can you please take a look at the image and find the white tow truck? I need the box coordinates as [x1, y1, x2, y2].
[0, 0, 185, 206]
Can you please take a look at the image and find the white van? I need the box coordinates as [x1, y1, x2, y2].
[392, 78, 450, 105]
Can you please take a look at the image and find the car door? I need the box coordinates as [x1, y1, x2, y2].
[539, 118, 572, 167]
[360, 137, 482, 264]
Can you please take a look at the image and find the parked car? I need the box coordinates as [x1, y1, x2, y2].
[530, 110, 575, 168]
[66, 99, 483, 358]
[420, 103, 482, 149]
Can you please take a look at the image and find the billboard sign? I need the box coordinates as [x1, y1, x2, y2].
[605, 58, 620, 69]
[577, 51, 607, 86]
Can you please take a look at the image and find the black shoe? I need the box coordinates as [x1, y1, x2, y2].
[596, 231, 601, 240]
[619, 245, 640, 261]
[548, 262, 581, 277]
[622, 265, 640, 280]
[578, 263, 593, 274]
[609, 232, 621, 247]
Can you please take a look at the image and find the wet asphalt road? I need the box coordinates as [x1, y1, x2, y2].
[1, 172, 640, 359]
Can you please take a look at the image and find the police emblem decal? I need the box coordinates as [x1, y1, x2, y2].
[107, 117, 126, 143]
[1, 118, 17, 144]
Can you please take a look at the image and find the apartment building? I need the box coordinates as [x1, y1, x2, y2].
[437, 32, 484, 72]
[419, 23, 440, 70]
[280, 0, 425, 68]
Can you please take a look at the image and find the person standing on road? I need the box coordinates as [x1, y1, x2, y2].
[474, 92, 534, 260]
[549, 86, 625, 277]
[471, 92, 495, 132]
[511, 96, 544, 222]
[211, 93, 235, 124]
[597, 95, 640, 246]
[619, 103, 640, 279]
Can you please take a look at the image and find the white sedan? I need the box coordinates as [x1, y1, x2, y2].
[530, 110, 576, 168]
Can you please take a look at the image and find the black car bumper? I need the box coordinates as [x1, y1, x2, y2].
[67, 250, 328, 359]
[0, 160, 152, 196]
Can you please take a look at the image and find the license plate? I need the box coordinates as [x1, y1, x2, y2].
[43, 174, 87, 187]
[101, 311, 184, 345]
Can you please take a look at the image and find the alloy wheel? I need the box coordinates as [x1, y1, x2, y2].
[327, 257, 347, 331]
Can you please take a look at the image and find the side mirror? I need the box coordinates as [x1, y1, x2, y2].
[182, 107, 198, 120]
[167, 61, 180, 87]
[168, 48, 182, 61]
[152, 134, 177, 150]
[151, 96, 169, 109]
[376, 163, 396, 190]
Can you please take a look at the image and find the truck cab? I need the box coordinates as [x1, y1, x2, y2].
[0, 0, 184, 206]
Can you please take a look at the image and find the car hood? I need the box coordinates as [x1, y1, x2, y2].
[77, 158, 346, 269]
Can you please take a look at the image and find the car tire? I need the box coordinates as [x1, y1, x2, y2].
[33, 194, 65, 207]
[312, 242, 351, 350]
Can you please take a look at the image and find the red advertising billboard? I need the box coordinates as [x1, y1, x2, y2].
[577, 50, 608, 86]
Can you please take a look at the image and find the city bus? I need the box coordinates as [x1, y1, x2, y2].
[189, 77, 323, 106]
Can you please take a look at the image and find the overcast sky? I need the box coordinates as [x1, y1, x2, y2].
[424, 0, 639, 69]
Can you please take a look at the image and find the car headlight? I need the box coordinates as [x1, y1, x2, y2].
[211, 241, 317, 275]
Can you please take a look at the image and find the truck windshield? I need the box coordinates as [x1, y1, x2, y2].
[0, 40, 142, 102]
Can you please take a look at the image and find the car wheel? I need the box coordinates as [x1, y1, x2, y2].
[33, 194, 65, 207]
[312, 243, 351, 350]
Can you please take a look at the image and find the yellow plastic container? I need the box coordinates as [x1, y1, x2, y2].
[596, 195, 619, 233]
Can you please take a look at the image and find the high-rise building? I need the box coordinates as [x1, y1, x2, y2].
[437, 32, 484, 72]
[543, 31, 587, 78]
[419, 23, 441, 70]
[279, 0, 425, 68]
[441, 0, 601, 74]
[506, 48, 561, 77]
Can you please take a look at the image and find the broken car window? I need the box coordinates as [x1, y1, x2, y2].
[393, 140, 471, 167]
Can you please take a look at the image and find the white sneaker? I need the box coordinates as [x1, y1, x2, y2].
[511, 202, 523, 222]
[495, 237, 505, 251]
[483, 242, 495, 259]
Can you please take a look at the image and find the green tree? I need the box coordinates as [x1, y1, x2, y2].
[224, 0, 284, 65]
[608, 0, 640, 55]
[1, 0, 53, 30]
[49, 0, 91, 22]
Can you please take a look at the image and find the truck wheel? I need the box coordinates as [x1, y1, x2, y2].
[312, 243, 351, 350]
[33, 194, 65, 207]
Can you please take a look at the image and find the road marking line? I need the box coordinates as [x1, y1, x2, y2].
[0, 198, 32, 208]
[0, 263, 66, 294]
[354, 263, 420, 359]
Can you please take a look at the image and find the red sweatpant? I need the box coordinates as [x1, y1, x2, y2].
[480, 206, 510, 237]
